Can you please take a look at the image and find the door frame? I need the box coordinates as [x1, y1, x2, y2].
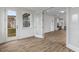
[42, 7, 68, 47]
[5, 8, 18, 41]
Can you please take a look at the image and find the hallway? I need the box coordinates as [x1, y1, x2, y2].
[0, 30, 73, 52]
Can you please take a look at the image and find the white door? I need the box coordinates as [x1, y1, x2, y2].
[6, 10, 17, 41]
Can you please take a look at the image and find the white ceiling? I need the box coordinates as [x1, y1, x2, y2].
[6, 7, 66, 17]
[22, 7, 67, 18]
[45, 7, 67, 17]
[25, 7, 67, 17]
[5, 7, 67, 16]
[25, 7, 49, 12]
[3, 7, 49, 12]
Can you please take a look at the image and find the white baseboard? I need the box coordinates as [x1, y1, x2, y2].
[35, 34, 44, 38]
[67, 44, 79, 52]
[17, 35, 34, 39]
[44, 30, 54, 34]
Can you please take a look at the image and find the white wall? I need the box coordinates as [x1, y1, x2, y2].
[16, 8, 34, 39]
[0, 9, 3, 43]
[0, 7, 44, 43]
[54, 17, 58, 31]
[67, 8, 79, 51]
[44, 14, 54, 33]
[34, 11, 44, 38]
[63, 15, 66, 27]
[0, 8, 6, 43]
[0, 8, 34, 43]
[61, 15, 66, 29]
[43, 14, 66, 33]
[54, 16, 66, 30]
[0, 9, 4, 43]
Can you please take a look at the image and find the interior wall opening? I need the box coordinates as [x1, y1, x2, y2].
[43, 7, 67, 49]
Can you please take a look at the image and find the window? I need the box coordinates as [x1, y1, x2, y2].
[23, 13, 30, 27]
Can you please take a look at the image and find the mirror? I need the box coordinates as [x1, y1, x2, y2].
[23, 13, 30, 27]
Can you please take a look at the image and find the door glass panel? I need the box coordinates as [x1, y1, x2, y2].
[8, 11, 16, 37]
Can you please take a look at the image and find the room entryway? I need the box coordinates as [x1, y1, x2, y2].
[43, 7, 68, 51]
[7, 10, 17, 41]
[8, 11, 16, 37]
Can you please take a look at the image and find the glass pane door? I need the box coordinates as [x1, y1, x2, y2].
[8, 11, 16, 37]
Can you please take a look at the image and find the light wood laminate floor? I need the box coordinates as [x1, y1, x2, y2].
[0, 30, 73, 52]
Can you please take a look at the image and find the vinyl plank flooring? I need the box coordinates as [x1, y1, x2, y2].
[0, 30, 73, 52]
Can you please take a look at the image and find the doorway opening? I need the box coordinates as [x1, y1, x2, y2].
[7, 11, 16, 37]
[43, 7, 69, 51]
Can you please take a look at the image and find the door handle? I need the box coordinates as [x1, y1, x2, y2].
[16, 25, 18, 29]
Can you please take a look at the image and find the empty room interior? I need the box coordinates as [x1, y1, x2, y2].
[0, 7, 79, 52]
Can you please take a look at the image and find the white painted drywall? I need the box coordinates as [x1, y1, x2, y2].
[67, 8, 79, 51]
[16, 8, 34, 39]
[0, 8, 6, 43]
[0, 9, 3, 43]
[33, 11, 44, 38]
[43, 14, 66, 33]
[0, 7, 45, 43]
[0, 8, 34, 43]
[54, 16, 66, 31]
[44, 14, 54, 33]
[54, 17, 58, 31]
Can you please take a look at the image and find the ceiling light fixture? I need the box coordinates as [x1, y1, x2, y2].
[46, 10, 49, 12]
[60, 11, 65, 13]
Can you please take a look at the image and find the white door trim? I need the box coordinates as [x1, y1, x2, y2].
[5, 8, 17, 41]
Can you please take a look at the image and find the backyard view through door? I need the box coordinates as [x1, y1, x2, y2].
[8, 11, 16, 37]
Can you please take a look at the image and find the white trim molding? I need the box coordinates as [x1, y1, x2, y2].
[35, 34, 44, 38]
[67, 44, 79, 52]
